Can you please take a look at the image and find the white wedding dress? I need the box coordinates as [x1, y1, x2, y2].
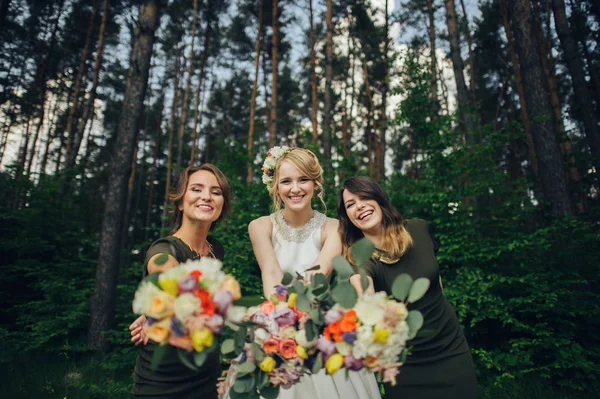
[268, 210, 381, 399]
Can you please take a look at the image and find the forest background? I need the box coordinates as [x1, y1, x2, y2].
[0, 0, 599, 397]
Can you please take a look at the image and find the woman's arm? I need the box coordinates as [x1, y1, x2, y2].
[350, 274, 375, 295]
[249, 216, 284, 298]
[305, 218, 342, 279]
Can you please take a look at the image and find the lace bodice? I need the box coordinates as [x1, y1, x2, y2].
[270, 210, 327, 275]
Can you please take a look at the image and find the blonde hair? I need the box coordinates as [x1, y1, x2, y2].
[267, 148, 326, 214]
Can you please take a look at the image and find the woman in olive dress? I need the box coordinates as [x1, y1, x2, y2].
[338, 176, 478, 399]
[129, 163, 232, 399]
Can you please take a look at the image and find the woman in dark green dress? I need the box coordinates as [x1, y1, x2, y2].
[129, 164, 232, 399]
[337, 176, 477, 399]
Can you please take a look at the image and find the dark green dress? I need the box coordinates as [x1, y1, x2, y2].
[362, 219, 477, 399]
[132, 236, 224, 399]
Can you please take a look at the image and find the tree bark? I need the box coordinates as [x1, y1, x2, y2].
[378, 0, 389, 181]
[426, 0, 438, 103]
[246, 0, 264, 182]
[0, 0, 10, 25]
[443, 0, 476, 138]
[458, 0, 476, 101]
[309, 0, 318, 144]
[552, 0, 600, 172]
[506, 0, 572, 216]
[269, 0, 279, 147]
[88, 0, 162, 351]
[323, 0, 333, 160]
[175, 0, 199, 170]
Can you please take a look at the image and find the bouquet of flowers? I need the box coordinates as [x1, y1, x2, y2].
[132, 256, 247, 369]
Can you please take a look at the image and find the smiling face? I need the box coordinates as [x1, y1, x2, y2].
[276, 161, 315, 211]
[342, 189, 384, 238]
[179, 170, 224, 225]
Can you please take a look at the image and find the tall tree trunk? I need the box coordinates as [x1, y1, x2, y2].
[269, 0, 279, 147]
[175, 0, 199, 170]
[426, 0, 438, 104]
[39, 84, 65, 176]
[506, 0, 572, 216]
[262, 37, 271, 140]
[552, 0, 600, 172]
[0, 0, 10, 25]
[458, 0, 476, 101]
[309, 0, 318, 144]
[323, 0, 333, 160]
[145, 93, 165, 241]
[88, 0, 162, 351]
[362, 60, 376, 177]
[378, 0, 389, 181]
[162, 42, 183, 232]
[64, 0, 99, 170]
[443, 0, 476, 138]
[500, 0, 538, 177]
[247, 0, 264, 182]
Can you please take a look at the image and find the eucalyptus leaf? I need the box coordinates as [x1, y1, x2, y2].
[359, 268, 369, 291]
[193, 349, 208, 367]
[350, 237, 375, 266]
[309, 308, 323, 325]
[257, 370, 270, 389]
[177, 348, 198, 371]
[233, 375, 255, 393]
[391, 274, 413, 302]
[260, 385, 281, 399]
[305, 265, 320, 272]
[407, 278, 430, 303]
[407, 310, 424, 339]
[150, 344, 173, 370]
[145, 272, 161, 289]
[399, 349, 408, 363]
[281, 272, 294, 286]
[233, 295, 265, 307]
[332, 255, 354, 280]
[237, 361, 257, 375]
[154, 252, 169, 266]
[305, 319, 316, 342]
[250, 342, 265, 362]
[312, 353, 323, 374]
[228, 389, 247, 399]
[311, 273, 328, 288]
[293, 280, 305, 295]
[295, 293, 311, 312]
[235, 325, 248, 348]
[221, 339, 235, 354]
[331, 282, 358, 309]
[312, 284, 328, 297]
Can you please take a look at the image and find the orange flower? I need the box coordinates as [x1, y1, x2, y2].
[201, 298, 216, 316]
[259, 300, 276, 314]
[364, 356, 378, 368]
[340, 310, 358, 332]
[263, 338, 279, 354]
[279, 338, 297, 359]
[324, 320, 343, 342]
[194, 288, 210, 302]
[344, 309, 357, 319]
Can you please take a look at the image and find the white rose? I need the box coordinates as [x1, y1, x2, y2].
[352, 340, 369, 359]
[355, 298, 384, 326]
[336, 341, 353, 356]
[295, 329, 317, 348]
[254, 328, 271, 345]
[159, 265, 187, 284]
[226, 306, 247, 323]
[173, 293, 200, 321]
[356, 325, 373, 342]
[132, 281, 163, 315]
[367, 342, 386, 357]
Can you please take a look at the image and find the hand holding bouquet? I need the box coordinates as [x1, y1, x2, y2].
[132, 256, 246, 369]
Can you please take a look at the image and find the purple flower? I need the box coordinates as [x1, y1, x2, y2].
[170, 317, 186, 337]
[251, 311, 270, 326]
[267, 170, 274, 177]
[275, 285, 288, 295]
[324, 308, 343, 325]
[342, 331, 357, 344]
[146, 317, 156, 326]
[206, 314, 224, 334]
[178, 276, 197, 293]
[344, 354, 363, 371]
[273, 307, 295, 328]
[212, 290, 233, 315]
[315, 336, 336, 359]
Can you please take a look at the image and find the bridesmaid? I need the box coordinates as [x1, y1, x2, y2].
[338, 176, 478, 399]
[130, 164, 232, 399]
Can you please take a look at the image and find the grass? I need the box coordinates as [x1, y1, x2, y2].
[1, 352, 596, 399]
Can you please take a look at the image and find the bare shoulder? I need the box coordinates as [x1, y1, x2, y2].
[248, 216, 273, 236]
[322, 217, 340, 238]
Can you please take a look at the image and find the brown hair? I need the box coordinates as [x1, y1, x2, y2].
[267, 148, 326, 214]
[337, 176, 412, 261]
[169, 164, 232, 233]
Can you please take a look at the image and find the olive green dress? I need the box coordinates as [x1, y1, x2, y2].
[132, 236, 224, 399]
[362, 219, 477, 399]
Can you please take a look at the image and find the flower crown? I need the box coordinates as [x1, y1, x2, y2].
[261, 146, 293, 186]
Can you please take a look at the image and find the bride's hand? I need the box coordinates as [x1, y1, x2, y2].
[129, 315, 149, 346]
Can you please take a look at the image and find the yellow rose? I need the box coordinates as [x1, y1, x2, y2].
[259, 356, 276, 373]
[148, 292, 175, 319]
[191, 327, 214, 352]
[158, 278, 179, 297]
[373, 328, 389, 344]
[220, 275, 241, 300]
[146, 318, 171, 343]
[296, 345, 308, 359]
[325, 353, 344, 375]
[287, 292, 297, 308]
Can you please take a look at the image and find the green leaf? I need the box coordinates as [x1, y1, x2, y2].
[151, 344, 173, 370]
[309, 308, 323, 325]
[154, 252, 169, 266]
[391, 274, 413, 302]
[305, 319, 318, 342]
[305, 265, 320, 272]
[260, 385, 281, 399]
[250, 342, 265, 362]
[332, 255, 354, 280]
[237, 361, 256, 375]
[145, 272, 161, 289]
[177, 349, 198, 371]
[295, 293, 311, 312]
[293, 279, 305, 295]
[235, 325, 248, 349]
[312, 352, 323, 374]
[257, 370, 270, 389]
[311, 273, 329, 288]
[221, 339, 235, 354]
[331, 281, 358, 309]
[281, 272, 294, 286]
[407, 310, 424, 339]
[359, 268, 369, 291]
[351, 237, 375, 266]
[233, 375, 256, 393]
[407, 278, 430, 303]
[233, 295, 264, 307]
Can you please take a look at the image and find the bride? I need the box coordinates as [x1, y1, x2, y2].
[244, 146, 381, 399]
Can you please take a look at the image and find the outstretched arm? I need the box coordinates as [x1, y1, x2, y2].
[249, 217, 284, 298]
[350, 274, 375, 295]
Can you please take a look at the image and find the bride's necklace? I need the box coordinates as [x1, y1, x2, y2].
[273, 210, 327, 243]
